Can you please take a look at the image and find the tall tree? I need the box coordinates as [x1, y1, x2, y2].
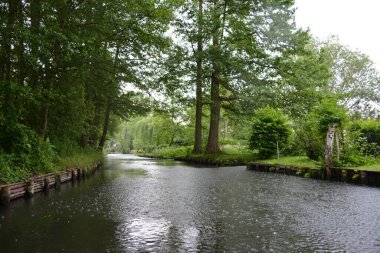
[202, 0, 303, 153]
[193, 0, 204, 153]
[321, 37, 380, 117]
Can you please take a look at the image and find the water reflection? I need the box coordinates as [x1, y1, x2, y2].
[0, 154, 380, 253]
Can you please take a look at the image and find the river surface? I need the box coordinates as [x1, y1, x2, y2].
[1, 154, 380, 252]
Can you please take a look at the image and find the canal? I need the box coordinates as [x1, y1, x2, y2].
[0, 154, 380, 252]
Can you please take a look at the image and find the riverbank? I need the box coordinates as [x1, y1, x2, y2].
[0, 150, 104, 184]
[0, 151, 104, 203]
[136, 146, 257, 166]
[136, 147, 380, 187]
[247, 162, 380, 187]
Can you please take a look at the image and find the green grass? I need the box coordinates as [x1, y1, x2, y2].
[136, 145, 379, 172]
[0, 149, 104, 184]
[256, 156, 320, 169]
[136, 145, 257, 165]
[135, 146, 192, 159]
[185, 152, 257, 163]
[57, 150, 104, 170]
[354, 158, 380, 171]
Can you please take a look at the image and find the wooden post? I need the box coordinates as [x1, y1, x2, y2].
[341, 170, 347, 182]
[44, 177, 51, 191]
[360, 171, 368, 185]
[55, 174, 61, 189]
[26, 180, 35, 197]
[71, 169, 76, 181]
[0, 186, 11, 203]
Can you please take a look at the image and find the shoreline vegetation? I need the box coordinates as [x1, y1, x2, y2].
[0, 149, 104, 185]
[135, 145, 379, 171]
[134, 146, 380, 185]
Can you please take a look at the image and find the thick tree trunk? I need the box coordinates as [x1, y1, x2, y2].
[325, 123, 337, 178]
[205, 0, 222, 154]
[205, 68, 221, 153]
[193, 0, 203, 154]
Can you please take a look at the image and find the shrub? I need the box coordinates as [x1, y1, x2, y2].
[0, 123, 58, 183]
[249, 107, 290, 159]
[349, 120, 380, 156]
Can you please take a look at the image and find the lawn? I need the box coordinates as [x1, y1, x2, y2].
[354, 158, 380, 171]
[256, 156, 320, 169]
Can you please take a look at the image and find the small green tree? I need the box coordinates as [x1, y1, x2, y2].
[249, 107, 290, 159]
[310, 98, 347, 175]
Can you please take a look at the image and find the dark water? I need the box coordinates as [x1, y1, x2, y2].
[1, 154, 380, 253]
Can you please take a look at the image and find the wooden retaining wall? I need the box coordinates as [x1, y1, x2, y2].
[0, 161, 103, 203]
[247, 163, 380, 187]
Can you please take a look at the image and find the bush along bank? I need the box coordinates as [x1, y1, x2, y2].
[0, 159, 103, 204]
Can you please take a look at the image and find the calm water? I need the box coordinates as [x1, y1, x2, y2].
[1, 154, 380, 252]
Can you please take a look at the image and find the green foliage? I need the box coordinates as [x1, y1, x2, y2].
[137, 146, 193, 159]
[311, 98, 347, 133]
[296, 118, 324, 161]
[0, 124, 58, 183]
[337, 120, 380, 167]
[297, 98, 347, 161]
[249, 107, 291, 159]
[321, 37, 380, 116]
[349, 120, 380, 155]
[58, 148, 103, 169]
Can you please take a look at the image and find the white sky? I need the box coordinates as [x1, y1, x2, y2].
[295, 0, 380, 70]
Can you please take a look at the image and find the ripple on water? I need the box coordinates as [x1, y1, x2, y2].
[1, 154, 380, 253]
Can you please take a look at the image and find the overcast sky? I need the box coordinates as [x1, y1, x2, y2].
[295, 0, 380, 70]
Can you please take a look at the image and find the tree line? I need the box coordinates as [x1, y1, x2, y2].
[1, 0, 379, 180]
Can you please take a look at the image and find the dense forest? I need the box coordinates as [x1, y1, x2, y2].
[1, 0, 379, 183]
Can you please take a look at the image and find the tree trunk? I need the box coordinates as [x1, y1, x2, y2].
[335, 130, 340, 162]
[325, 123, 337, 178]
[205, 41, 221, 153]
[205, 0, 222, 154]
[98, 43, 120, 149]
[193, 0, 203, 154]
[89, 101, 101, 147]
[16, 0, 25, 86]
[30, 0, 41, 89]
[1, 0, 17, 114]
[98, 100, 111, 149]
[39, 105, 49, 140]
[4, 0, 16, 83]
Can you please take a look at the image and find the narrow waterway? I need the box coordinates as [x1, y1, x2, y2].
[1, 154, 380, 252]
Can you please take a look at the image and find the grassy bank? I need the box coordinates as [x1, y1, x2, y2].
[136, 145, 257, 166]
[355, 158, 380, 171]
[135, 146, 192, 159]
[256, 156, 321, 169]
[57, 150, 104, 170]
[0, 149, 104, 184]
[136, 146, 380, 171]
